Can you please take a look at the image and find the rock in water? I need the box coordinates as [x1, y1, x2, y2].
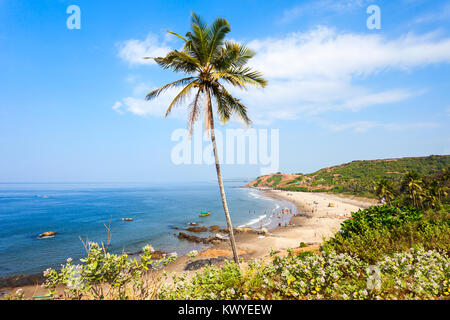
[177, 232, 227, 244]
[185, 226, 208, 233]
[39, 231, 57, 238]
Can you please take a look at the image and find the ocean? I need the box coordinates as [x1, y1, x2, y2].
[0, 182, 295, 277]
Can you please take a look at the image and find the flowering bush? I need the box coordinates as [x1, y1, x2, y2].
[159, 248, 449, 300]
[376, 248, 449, 299]
[323, 206, 449, 262]
[43, 242, 176, 300]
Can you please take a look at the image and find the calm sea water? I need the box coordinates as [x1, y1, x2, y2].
[0, 182, 294, 277]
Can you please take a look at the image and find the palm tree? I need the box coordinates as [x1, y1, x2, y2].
[401, 171, 423, 208]
[144, 13, 267, 263]
[374, 178, 395, 205]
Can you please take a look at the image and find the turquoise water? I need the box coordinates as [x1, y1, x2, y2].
[0, 182, 294, 277]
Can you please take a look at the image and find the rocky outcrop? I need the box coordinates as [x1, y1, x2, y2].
[209, 225, 229, 233]
[233, 227, 255, 233]
[151, 250, 168, 260]
[256, 228, 269, 235]
[127, 250, 168, 260]
[184, 257, 225, 271]
[185, 226, 208, 233]
[177, 232, 227, 244]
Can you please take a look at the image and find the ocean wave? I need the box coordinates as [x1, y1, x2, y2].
[238, 214, 267, 228]
[248, 191, 274, 202]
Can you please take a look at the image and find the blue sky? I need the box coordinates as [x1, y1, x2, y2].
[0, 0, 449, 183]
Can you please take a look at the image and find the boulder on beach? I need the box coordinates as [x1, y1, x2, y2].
[185, 226, 208, 233]
[209, 225, 230, 233]
[235, 227, 254, 233]
[177, 232, 227, 244]
[151, 250, 168, 260]
[39, 231, 57, 238]
[256, 228, 269, 235]
[209, 225, 220, 232]
[184, 257, 225, 271]
[126, 250, 167, 259]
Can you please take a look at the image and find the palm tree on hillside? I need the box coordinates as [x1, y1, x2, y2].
[144, 13, 267, 263]
[374, 178, 395, 205]
[401, 171, 423, 208]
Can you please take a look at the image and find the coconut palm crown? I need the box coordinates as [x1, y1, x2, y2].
[146, 12, 267, 134]
[145, 12, 267, 263]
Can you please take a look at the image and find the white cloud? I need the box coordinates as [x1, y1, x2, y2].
[235, 26, 450, 123]
[115, 26, 450, 129]
[413, 3, 450, 24]
[323, 120, 439, 133]
[112, 83, 191, 118]
[112, 101, 124, 114]
[280, 0, 373, 23]
[117, 33, 171, 65]
[247, 27, 450, 80]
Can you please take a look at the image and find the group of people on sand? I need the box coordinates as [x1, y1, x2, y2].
[276, 208, 295, 227]
[255, 207, 295, 229]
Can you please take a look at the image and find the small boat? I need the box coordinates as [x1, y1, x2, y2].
[122, 218, 133, 222]
[188, 222, 199, 226]
[39, 231, 57, 239]
[199, 211, 210, 217]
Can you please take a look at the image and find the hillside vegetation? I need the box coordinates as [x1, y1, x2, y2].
[248, 155, 450, 196]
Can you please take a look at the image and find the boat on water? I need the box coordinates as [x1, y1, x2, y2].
[122, 218, 133, 222]
[199, 211, 211, 217]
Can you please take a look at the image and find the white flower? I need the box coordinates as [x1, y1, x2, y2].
[188, 250, 199, 258]
[144, 245, 155, 252]
[66, 257, 73, 263]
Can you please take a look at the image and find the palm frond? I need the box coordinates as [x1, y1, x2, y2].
[154, 50, 201, 73]
[165, 80, 199, 117]
[215, 84, 252, 125]
[213, 67, 267, 88]
[145, 77, 197, 101]
[213, 41, 255, 70]
[188, 88, 203, 136]
[188, 12, 209, 65]
[166, 30, 188, 42]
[207, 18, 231, 62]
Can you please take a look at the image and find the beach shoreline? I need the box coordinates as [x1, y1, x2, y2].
[0, 189, 376, 299]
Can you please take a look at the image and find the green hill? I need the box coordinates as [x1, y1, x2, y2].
[248, 155, 450, 196]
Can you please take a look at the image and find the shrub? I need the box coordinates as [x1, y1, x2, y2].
[160, 248, 449, 300]
[323, 206, 449, 262]
[43, 242, 176, 300]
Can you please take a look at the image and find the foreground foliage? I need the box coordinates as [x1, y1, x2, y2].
[43, 242, 176, 300]
[323, 206, 449, 262]
[160, 248, 449, 300]
[5, 205, 448, 300]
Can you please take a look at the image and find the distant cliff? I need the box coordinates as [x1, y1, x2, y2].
[246, 155, 450, 195]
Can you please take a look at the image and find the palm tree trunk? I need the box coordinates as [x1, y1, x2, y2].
[207, 91, 239, 264]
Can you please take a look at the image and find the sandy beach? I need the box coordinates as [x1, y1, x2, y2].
[1, 190, 376, 299]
